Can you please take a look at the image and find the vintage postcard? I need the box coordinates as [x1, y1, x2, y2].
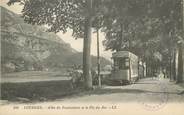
[0, 0, 184, 115]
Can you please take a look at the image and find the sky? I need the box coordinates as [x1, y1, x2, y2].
[1, 0, 112, 60]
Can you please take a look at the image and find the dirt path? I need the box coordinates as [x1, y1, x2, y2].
[52, 77, 184, 103]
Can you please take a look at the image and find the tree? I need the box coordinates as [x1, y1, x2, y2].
[7, 0, 99, 89]
[7, 0, 184, 84]
[175, 0, 184, 83]
[177, 41, 183, 83]
[101, 0, 183, 79]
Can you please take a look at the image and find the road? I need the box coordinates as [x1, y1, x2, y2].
[53, 77, 184, 103]
[1, 77, 184, 115]
[1, 77, 184, 104]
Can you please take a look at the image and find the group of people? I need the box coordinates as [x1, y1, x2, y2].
[154, 69, 168, 79]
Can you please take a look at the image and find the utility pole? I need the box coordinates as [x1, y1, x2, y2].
[169, 30, 173, 81]
[97, 28, 101, 87]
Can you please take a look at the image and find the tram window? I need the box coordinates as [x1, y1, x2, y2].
[114, 58, 118, 66]
[113, 58, 119, 70]
[119, 59, 123, 69]
[119, 58, 129, 70]
[125, 58, 129, 67]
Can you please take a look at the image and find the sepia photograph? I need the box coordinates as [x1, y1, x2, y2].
[0, 0, 184, 115]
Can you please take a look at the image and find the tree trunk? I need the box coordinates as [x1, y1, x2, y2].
[172, 49, 176, 81]
[176, 0, 184, 83]
[146, 61, 148, 77]
[143, 62, 145, 78]
[138, 58, 140, 79]
[176, 43, 183, 83]
[83, 0, 93, 89]
[169, 53, 173, 81]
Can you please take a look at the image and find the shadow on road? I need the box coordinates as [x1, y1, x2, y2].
[54, 87, 184, 102]
[134, 82, 158, 84]
[85, 88, 179, 96]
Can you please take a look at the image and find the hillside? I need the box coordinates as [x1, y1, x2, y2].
[0, 6, 111, 73]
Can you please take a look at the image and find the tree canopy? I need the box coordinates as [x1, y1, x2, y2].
[101, 0, 183, 61]
[7, 0, 184, 83]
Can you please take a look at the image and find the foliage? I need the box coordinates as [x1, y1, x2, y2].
[8, 0, 103, 38]
[7, 0, 183, 55]
[7, 0, 184, 81]
[101, 0, 183, 61]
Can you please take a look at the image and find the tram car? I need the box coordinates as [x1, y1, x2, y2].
[107, 51, 139, 85]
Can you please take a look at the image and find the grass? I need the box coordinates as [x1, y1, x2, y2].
[2, 71, 66, 77]
[1, 80, 84, 102]
[1, 71, 70, 83]
[0, 71, 108, 102]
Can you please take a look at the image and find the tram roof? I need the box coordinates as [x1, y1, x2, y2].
[112, 51, 138, 59]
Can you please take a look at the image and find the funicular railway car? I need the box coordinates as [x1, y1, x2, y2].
[107, 51, 139, 85]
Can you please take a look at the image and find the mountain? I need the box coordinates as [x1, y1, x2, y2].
[0, 6, 111, 73]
